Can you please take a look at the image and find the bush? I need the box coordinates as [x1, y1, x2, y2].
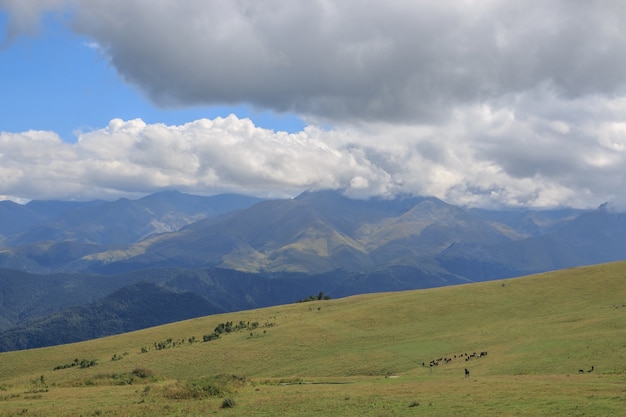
[79, 359, 97, 369]
[132, 368, 155, 379]
[53, 358, 97, 371]
[187, 378, 223, 397]
[203, 332, 220, 342]
[297, 292, 331, 302]
[111, 352, 128, 361]
[162, 378, 223, 400]
[161, 375, 245, 400]
[221, 398, 236, 408]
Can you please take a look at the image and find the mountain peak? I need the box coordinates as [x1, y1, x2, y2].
[294, 189, 347, 201]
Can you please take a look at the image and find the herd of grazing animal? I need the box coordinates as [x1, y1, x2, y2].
[421, 350, 596, 377]
[423, 351, 488, 369]
[579, 365, 594, 373]
[421, 351, 488, 378]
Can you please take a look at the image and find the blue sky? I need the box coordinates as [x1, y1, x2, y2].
[0, 11, 305, 141]
[1, 1, 626, 209]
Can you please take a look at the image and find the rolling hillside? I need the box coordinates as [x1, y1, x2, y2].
[0, 262, 624, 416]
[0, 281, 222, 352]
[0, 266, 464, 351]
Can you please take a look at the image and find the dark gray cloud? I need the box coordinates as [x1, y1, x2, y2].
[7, 0, 618, 123]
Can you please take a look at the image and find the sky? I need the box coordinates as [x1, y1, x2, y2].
[1, 1, 626, 209]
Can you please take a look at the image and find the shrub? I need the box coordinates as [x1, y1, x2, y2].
[79, 359, 97, 369]
[132, 368, 155, 379]
[53, 358, 97, 371]
[154, 338, 174, 350]
[187, 378, 223, 397]
[203, 332, 220, 342]
[27, 376, 48, 394]
[162, 381, 214, 400]
[161, 375, 245, 400]
[221, 398, 236, 408]
[297, 292, 331, 302]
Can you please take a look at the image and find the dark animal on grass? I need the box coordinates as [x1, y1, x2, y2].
[579, 369, 584, 374]
[588, 366, 594, 373]
[464, 368, 470, 378]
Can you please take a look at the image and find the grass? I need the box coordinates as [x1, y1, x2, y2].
[0, 261, 624, 415]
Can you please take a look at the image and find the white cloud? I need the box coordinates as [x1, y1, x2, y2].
[0, 116, 399, 201]
[0, 109, 624, 209]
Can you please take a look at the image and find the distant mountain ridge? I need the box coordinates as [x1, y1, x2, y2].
[1, 190, 621, 278]
[0, 191, 263, 272]
[439, 205, 626, 280]
[4, 191, 263, 246]
[78, 190, 597, 277]
[1, 189, 625, 352]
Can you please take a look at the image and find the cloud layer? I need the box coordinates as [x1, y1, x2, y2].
[4, 0, 626, 123]
[1, 106, 625, 208]
[1, 0, 626, 208]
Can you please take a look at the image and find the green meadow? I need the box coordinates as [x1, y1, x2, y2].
[0, 261, 625, 416]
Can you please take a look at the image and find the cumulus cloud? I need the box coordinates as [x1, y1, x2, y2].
[0, 111, 624, 209]
[0, 116, 394, 201]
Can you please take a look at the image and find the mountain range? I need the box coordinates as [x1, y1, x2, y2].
[1, 189, 624, 351]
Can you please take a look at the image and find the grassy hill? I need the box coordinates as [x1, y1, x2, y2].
[0, 262, 624, 416]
